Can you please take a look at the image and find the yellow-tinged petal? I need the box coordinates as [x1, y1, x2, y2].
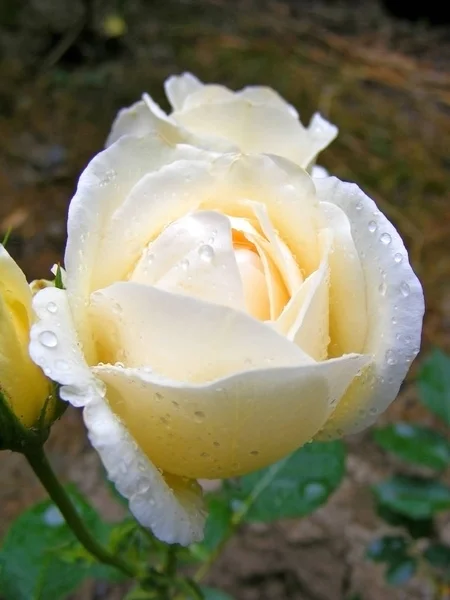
[0, 246, 50, 426]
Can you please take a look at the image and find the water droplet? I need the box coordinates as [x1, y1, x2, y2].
[39, 330, 58, 348]
[172, 400, 179, 408]
[180, 258, 190, 270]
[250, 450, 259, 456]
[213, 441, 220, 447]
[114, 361, 125, 368]
[155, 392, 163, 401]
[46, 302, 58, 314]
[380, 233, 392, 245]
[198, 244, 214, 262]
[302, 481, 327, 501]
[146, 252, 155, 265]
[55, 359, 69, 371]
[194, 410, 205, 422]
[43, 506, 64, 527]
[368, 221, 377, 233]
[44, 367, 52, 377]
[200, 452, 209, 458]
[400, 281, 410, 297]
[395, 423, 414, 437]
[394, 253, 403, 264]
[378, 282, 387, 296]
[369, 407, 378, 415]
[355, 201, 363, 211]
[385, 349, 397, 366]
[391, 316, 397, 325]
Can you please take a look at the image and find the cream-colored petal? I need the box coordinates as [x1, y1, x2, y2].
[0, 245, 33, 326]
[29, 287, 104, 407]
[250, 201, 304, 293]
[320, 201, 367, 356]
[89, 281, 313, 381]
[164, 72, 204, 111]
[275, 230, 331, 360]
[304, 113, 338, 169]
[237, 86, 299, 118]
[203, 154, 322, 277]
[131, 210, 246, 312]
[92, 354, 367, 480]
[95, 160, 215, 291]
[64, 135, 208, 360]
[182, 84, 235, 111]
[234, 247, 271, 320]
[173, 100, 330, 169]
[314, 178, 424, 437]
[83, 397, 205, 545]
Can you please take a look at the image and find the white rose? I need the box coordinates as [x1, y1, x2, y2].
[106, 72, 337, 170]
[30, 133, 423, 546]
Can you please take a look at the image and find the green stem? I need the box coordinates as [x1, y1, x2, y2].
[25, 446, 137, 579]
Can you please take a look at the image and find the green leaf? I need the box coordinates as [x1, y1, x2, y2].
[373, 423, 450, 470]
[376, 504, 434, 539]
[373, 476, 450, 519]
[0, 486, 122, 600]
[201, 587, 235, 600]
[366, 535, 409, 563]
[228, 441, 345, 522]
[423, 543, 450, 573]
[385, 557, 417, 586]
[417, 349, 450, 426]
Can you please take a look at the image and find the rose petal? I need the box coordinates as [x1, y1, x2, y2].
[29, 287, 103, 407]
[314, 178, 424, 436]
[92, 352, 367, 479]
[320, 201, 367, 356]
[89, 281, 313, 382]
[131, 210, 246, 312]
[64, 135, 208, 359]
[281, 230, 331, 361]
[164, 72, 204, 111]
[83, 397, 205, 545]
[173, 100, 331, 168]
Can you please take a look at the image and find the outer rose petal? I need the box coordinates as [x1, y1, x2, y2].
[91, 353, 368, 479]
[164, 72, 204, 111]
[314, 178, 424, 437]
[83, 396, 206, 545]
[173, 100, 335, 169]
[29, 287, 103, 407]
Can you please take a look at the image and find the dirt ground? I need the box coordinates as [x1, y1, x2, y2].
[1, 1, 450, 598]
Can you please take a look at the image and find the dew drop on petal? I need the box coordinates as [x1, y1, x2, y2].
[46, 302, 58, 314]
[394, 253, 403, 264]
[400, 281, 410, 297]
[114, 361, 125, 368]
[355, 200, 363, 211]
[179, 258, 190, 271]
[194, 410, 205, 422]
[368, 221, 377, 233]
[39, 330, 58, 348]
[380, 233, 392, 245]
[378, 282, 387, 296]
[198, 244, 215, 262]
[369, 407, 378, 415]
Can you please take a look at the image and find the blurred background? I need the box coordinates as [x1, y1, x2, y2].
[0, 1, 449, 599]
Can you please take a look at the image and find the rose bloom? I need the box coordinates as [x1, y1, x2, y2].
[30, 76, 424, 546]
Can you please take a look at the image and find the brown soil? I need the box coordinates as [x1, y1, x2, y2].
[1, 1, 449, 599]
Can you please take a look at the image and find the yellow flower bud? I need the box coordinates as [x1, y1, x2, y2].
[0, 245, 52, 432]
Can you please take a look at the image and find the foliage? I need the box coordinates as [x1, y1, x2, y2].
[369, 349, 450, 590]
